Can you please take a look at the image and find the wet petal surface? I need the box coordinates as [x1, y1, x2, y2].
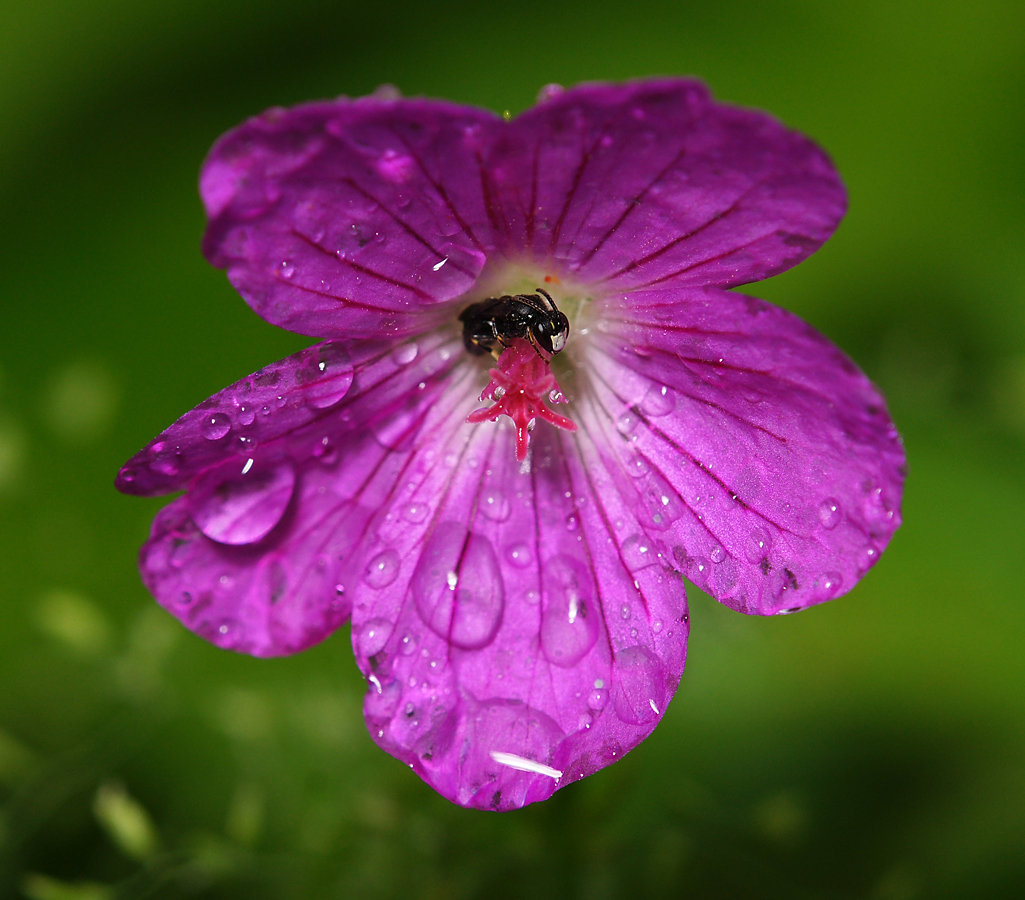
[490, 79, 845, 289]
[135, 332, 468, 656]
[580, 285, 905, 615]
[201, 97, 502, 339]
[350, 420, 688, 810]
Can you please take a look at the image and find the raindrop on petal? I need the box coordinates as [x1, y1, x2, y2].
[818, 498, 842, 529]
[611, 645, 666, 725]
[540, 555, 599, 667]
[189, 460, 295, 545]
[201, 412, 232, 441]
[364, 549, 400, 588]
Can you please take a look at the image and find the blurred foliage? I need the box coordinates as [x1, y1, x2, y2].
[1, 0, 1023, 897]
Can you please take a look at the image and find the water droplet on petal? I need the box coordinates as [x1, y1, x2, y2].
[818, 498, 842, 529]
[813, 572, 843, 600]
[189, 460, 296, 545]
[201, 412, 232, 441]
[391, 343, 419, 366]
[617, 411, 639, 436]
[237, 405, 256, 426]
[540, 555, 599, 667]
[622, 534, 657, 570]
[480, 490, 511, 522]
[364, 549, 400, 588]
[279, 260, 295, 278]
[359, 618, 393, 656]
[745, 527, 772, 563]
[412, 522, 504, 649]
[625, 453, 649, 478]
[504, 542, 532, 569]
[402, 502, 429, 523]
[856, 544, 879, 574]
[710, 545, 726, 563]
[301, 344, 354, 409]
[587, 688, 608, 711]
[611, 645, 666, 725]
[641, 384, 675, 417]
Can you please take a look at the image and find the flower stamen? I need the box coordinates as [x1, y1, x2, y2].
[466, 339, 576, 460]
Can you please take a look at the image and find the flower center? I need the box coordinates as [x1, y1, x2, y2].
[465, 338, 576, 461]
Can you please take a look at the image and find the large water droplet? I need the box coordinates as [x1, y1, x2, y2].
[622, 534, 657, 570]
[237, 405, 256, 426]
[300, 343, 354, 409]
[818, 498, 842, 529]
[611, 645, 666, 725]
[617, 411, 639, 436]
[358, 618, 393, 657]
[640, 384, 675, 417]
[539, 555, 599, 667]
[625, 453, 650, 478]
[364, 549, 400, 588]
[412, 522, 504, 649]
[201, 412, 232, 441]
[189, 460, 295, 545]
[391, 342, 419, 366]
[480, 490, 511, 522]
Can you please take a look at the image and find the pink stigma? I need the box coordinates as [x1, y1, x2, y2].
[466, 339, 577, 461]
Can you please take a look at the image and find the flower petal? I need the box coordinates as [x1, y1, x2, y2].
[577, 285, 905, 615]
[349, 414, 688, 810]
[129, 332, 468, 656]
[201, 97, 503, 339]
[490, 79, 845, 289]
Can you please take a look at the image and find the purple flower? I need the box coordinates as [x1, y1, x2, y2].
[117, 80, 904, 810]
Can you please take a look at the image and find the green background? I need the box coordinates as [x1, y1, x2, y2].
[1, 1, 1023, 897]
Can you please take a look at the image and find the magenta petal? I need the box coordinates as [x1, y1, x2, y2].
[350, 417, 688, 810]
[491, 79, 845, 289]
[201, 98, 502, 339]
[581, 285, 905, 615]
[130, 333, 468, 656]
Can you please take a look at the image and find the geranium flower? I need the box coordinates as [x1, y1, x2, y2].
[117, 80, 904, 810]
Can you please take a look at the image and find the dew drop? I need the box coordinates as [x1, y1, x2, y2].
[504, 542, 532, 569]
[302, 344, 354, 409]
[402, 502, 429, 523]
[622, 534, 657, 570]
[587, 688, 608, 711]
[399, 632, 420, 655]
[611, 645, 666, 725]
[745, 527, 772, 563]
[565, 512, 579, 532]
[364, 549, 400, 588]
[616, 411, 639, 436]
[189, 460, 295, 545]
[540, 555, 598, 667]
[359, 618, 393, 656]
[818, 498, 842, 529]
[237, 405, 256, 426]
[201, 412, 232, 441]
[813, 572, 843, 598]
[856, 544, 879, 574]
[391, 342, 419, 366]
[480, 490, 511, 522]
[710, 545, 726, 564]
[620, 603, 630, 620]
[279, 260, 295, 278]
[640, 384, 675, 417]
[411, 522, 504, 649]
[625, 453, 650, 478]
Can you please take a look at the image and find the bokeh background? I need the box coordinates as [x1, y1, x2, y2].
[1, 1, 1023, 897]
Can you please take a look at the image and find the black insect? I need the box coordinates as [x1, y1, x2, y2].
[459, 288, 570, 359]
